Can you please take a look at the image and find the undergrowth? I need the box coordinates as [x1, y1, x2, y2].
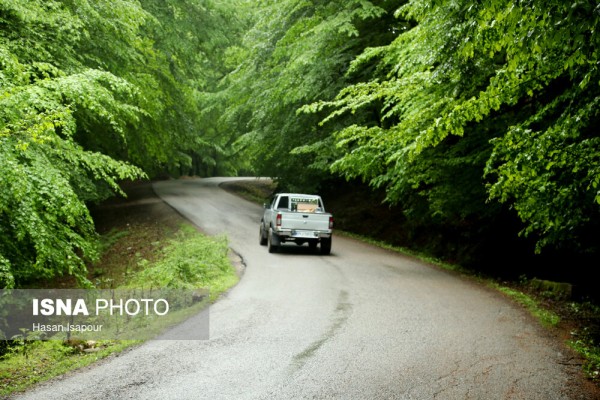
[1, 220, 238, 397]
[0, 340, 136, 396]
[126, 224, 238, 300]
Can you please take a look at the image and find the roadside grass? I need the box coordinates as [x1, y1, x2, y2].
[490, 284, 561, 327]
[125, 224, 238, 301]
[0, 340, 137, 397]
[223, 178, 600, 386]
[566, 302, 600, 382]
[1, 219, 239, 398]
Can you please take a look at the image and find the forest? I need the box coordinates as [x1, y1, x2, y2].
[1, 0, 599, 291]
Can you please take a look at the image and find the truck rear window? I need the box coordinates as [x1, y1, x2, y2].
[290, 197, 322, 213]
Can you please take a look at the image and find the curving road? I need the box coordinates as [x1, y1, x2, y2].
[14, 177, 586, 399]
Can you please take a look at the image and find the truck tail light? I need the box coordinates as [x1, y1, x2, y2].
[276, 213, 282, 227]
[329, 216, 334, 229]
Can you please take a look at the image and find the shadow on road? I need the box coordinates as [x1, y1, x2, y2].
[263, 244, 334, 257]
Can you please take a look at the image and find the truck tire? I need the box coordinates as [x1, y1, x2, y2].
[320, 237, 332, 255]
[259, 224, 267, 246]
[268, 228, 279, 253]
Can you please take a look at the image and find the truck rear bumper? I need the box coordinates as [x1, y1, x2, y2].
[274, 229, 332, 241]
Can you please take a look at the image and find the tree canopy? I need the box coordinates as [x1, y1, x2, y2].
[218, 0, 599, 260]
[0, 0, 243, 287]
[209, 0, 399, 190]
[2, 0, 599, 287]
[309, 0, 600, 253]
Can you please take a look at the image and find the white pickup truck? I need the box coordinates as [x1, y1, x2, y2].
[259, 193, 333, 254]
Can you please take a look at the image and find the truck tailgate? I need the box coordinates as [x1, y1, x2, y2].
[282, 213, 330, 231]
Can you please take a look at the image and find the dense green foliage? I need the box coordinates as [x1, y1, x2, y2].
[216, 0, 599, 267]
[212, 0, 398, 190]
[311, 0, 600, 254]
[128, 225, 237, 297]
[3, 0, 599, 287]
[0, 0, 242, 287]
[1, 0, 146, 287]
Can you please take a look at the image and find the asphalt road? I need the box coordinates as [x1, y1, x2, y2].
[14, 177, 586, 399]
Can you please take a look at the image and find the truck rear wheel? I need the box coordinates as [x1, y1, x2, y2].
[259, 224, 267, 246]
[268, 228, 279, 253]
[320, 237, 332, 255]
